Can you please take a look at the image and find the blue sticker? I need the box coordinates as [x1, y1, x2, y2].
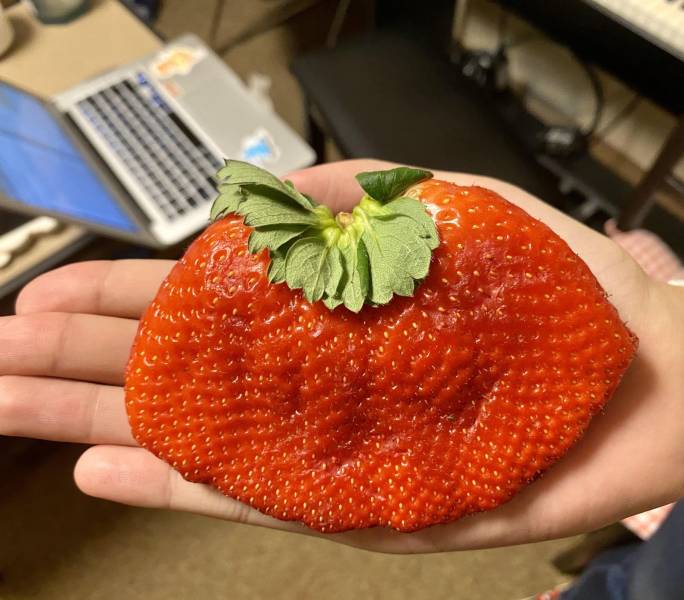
[240, 128, 281, 166]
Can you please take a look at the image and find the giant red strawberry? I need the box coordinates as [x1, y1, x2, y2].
[125, 161, 637, 533]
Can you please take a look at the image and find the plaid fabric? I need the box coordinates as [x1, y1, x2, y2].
[517, 582, 570, 600]
[621, 504, 675, 540]
[533, 585, 568, 599]
[604, 220, 684, 282]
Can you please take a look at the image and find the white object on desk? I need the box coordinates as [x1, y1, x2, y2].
[585, 0, 684, 61]
[0, 5, 14, 58]
[0, 217, 61, 269]
[246, 73, 274, 113]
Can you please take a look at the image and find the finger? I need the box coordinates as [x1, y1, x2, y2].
[72, 446, 500, 553]
[16, 260, 175, 319]
[0, 313, 137, 385]
[74, 446, 307, 533]
[69, 444, 537, 554]
[70, 445, 542, 554]
[0, 376, 135, 445]
[286, 159, 395, 213]
[70, 445, 575, 554]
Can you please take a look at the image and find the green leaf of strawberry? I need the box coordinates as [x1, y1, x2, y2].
[211, 160, 439, 312]
[267, 250, 288, 283]
[215, 160, 315, 211]
[285, 236, 343, 303]
[337, 240, 369, 313]
[359, 210, 437, 303]
[247, 225, 305, 254]
[355, 166, 433, 203]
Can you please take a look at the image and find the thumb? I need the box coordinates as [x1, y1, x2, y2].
[285, 159, 396, 213]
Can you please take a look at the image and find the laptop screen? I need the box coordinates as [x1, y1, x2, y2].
[0, 82, 138, 232]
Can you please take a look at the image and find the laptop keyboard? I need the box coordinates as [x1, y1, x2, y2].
[75, 73, 224, 221]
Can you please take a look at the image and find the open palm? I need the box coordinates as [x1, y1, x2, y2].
[1, 159, 682, 553]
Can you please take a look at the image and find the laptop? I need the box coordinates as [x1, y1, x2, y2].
[0, 34, 315, 247]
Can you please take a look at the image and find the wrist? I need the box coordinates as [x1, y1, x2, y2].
[649, 280, 684, 498]
[657, 281, 684, 368]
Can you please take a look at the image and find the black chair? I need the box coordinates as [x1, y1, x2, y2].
[291, 0, 565, 206]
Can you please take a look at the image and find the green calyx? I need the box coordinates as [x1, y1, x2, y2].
[210, 160, 438, 313]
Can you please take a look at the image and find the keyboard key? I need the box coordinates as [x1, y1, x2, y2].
[75, 75, 222, 222]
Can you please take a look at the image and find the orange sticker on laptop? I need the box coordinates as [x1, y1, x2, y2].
[150, 46, 207, 79]
[160, 80, 183, 99]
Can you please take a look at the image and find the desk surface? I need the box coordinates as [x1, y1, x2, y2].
[0, 0, 162, 295]
[0, 0, 161, 98]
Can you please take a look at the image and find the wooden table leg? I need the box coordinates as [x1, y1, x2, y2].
[304, 102, 326, 164]
[208, 0, 227, 51]
[617, 115, 684, 230]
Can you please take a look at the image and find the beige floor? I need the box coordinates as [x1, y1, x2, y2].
[0, 2, 576, 598]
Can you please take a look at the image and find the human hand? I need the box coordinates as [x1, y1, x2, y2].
[1, 159, 682, 553]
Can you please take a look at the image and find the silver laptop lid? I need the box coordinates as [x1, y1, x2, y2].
[53, 34, 315, 246]
[147, 34, 315, 175]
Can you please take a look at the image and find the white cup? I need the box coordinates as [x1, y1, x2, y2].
[0, 5, 14, 58]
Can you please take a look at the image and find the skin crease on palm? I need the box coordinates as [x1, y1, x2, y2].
[0, 159, 683, 554]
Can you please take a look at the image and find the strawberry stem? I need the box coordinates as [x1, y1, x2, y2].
[211, 160, 438, 312]
[335, 212, 355, 229]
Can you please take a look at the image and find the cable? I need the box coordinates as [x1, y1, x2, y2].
[326, 0, 352, 49]
[496, 10, 538, 52]
[534, 58, 604, 157]
[497, 9, 604, 140]
[591, 94, 641, 142]
[504, 32, 539, 50]
[496, 9, 509, 51]
[576, 58, 604, 138]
